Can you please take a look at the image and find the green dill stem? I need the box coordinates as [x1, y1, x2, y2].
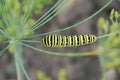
[0, 29, 11, 39]
[27, 0, 113, 39]
[14, 53, 23, 80]
[14, 41, 30, 80]
[21, 42, 96, 57]
[97, 31, 118, 39]
[20, 40, 41, 43]
[30, 0, 62, 31]
[30, 0, 65, 31]
[0, 44, 10, 56]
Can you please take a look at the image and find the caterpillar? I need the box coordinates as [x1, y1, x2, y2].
[41, 35, 97, 47]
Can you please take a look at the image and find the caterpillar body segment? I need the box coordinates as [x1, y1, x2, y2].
[41, 35, 97, 47]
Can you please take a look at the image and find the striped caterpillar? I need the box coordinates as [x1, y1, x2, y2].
[41, 35, 97, 47]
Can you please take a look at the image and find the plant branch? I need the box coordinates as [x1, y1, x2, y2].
[21, 42, 97, 57]
[0, 44, 10, 56]
[14, 41, 30, 80]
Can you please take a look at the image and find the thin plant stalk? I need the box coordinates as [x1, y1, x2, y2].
[21, 42, 97, 56]
[14, 41, 30, 80]
[0, 44, 10, 56]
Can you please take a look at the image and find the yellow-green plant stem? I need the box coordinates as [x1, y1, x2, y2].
[14, 51, 23, 80]
[14, 41, 30, 80]
[97, 31, 119, 39]
[20, 40, 41, 43]
[0, 44, 10, 56]
[21, 42, 96, 57]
